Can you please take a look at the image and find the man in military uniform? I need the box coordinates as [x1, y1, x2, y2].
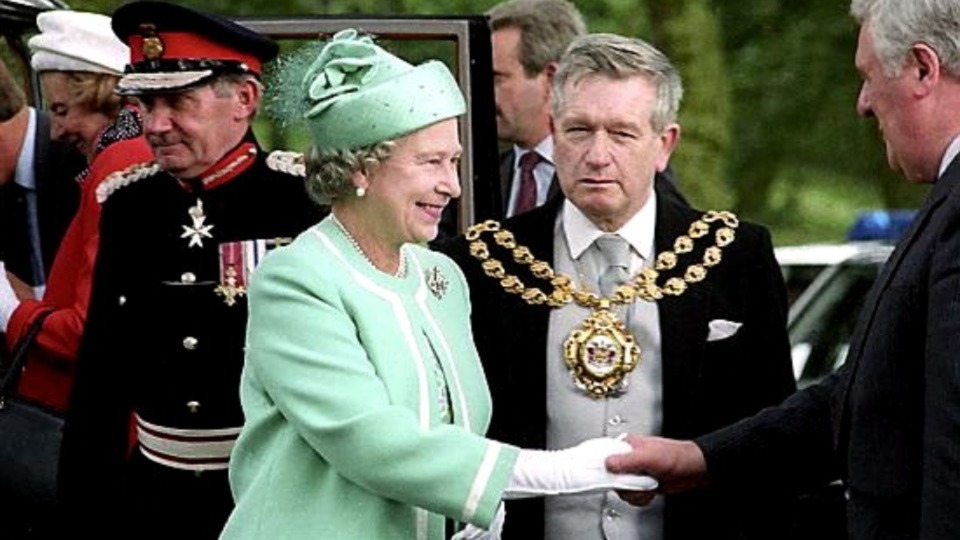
[58, 3, 325, 538]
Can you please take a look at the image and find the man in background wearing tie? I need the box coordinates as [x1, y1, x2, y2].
[0, 57, 84, 302]
[488, 0, 585, 217]
[444, 33, 795, 539]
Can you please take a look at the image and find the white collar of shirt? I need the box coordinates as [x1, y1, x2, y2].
[938, 134, 960, 179]
[562, 188, 657, 272]
[512, 136, 554, 167]
[15, 107, 38, 191]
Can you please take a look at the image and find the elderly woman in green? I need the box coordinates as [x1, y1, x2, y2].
[222, 30, 655, 540]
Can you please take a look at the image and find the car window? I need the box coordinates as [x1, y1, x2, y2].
[789, 261, 881, 388]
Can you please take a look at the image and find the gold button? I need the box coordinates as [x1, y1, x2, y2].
[118, 295, 126, 306]
[183, 336, 198, 350]
[181, 272, 196, 284]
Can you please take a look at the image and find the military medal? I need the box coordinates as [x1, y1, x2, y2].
[215, 241, 246, 306]
[465, 211, 739, 399]
[215, 239, 292, 306]
[564, 305, 640, 398]
[182, 198, 214, 248]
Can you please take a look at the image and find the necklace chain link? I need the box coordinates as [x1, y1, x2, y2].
[464, 210, 739, 310]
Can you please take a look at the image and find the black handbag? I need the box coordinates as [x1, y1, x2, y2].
[0, 310, 62, 508]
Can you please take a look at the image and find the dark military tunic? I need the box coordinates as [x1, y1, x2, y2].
[59, 135, 325, 539]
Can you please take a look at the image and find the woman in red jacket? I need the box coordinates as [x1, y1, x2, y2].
[0, 10, 151, 412]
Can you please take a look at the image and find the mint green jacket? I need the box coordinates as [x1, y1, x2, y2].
[222, 218, 519, 540]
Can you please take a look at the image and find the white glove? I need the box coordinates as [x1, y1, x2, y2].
[451, 503, 505, 540]
[0, 263, 21, 333]
[504, 436, 658, 499]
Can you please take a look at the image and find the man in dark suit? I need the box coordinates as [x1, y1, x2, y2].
[607, 2, 960, 539]
[488, 0, 583, 217]
[444, 33, 795, 539]
[0, 57, 83, 300]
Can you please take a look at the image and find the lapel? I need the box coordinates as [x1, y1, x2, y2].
[834, 162, 956, 442]
[499, 148, 513, 216]
[654, 187, 711, 434]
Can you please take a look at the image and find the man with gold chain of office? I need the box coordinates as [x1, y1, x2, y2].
[443, 33, 797, 540]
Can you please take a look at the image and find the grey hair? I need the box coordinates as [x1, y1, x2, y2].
[552, 33, 683, 133]
[486, 0, 587, 77]
[304, 141, 396, 205]
[210, 72, 264, 118]
[851, 0, 960, 77]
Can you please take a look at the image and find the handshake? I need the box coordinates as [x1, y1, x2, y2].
[454, 435, 707, 540]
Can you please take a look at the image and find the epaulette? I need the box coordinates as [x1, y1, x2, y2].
[96, 161, 161, 203]
[266, 150, 306, 177]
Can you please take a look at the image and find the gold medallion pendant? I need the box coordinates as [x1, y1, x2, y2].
[563, 305, 640, 398]
[465, 210, 739, 399]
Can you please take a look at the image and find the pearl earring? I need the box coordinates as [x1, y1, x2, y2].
[356, 187, 366, 198]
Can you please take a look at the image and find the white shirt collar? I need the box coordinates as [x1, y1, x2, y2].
[15, 107, 37, 191]
[562, 188, 657, 265]
[938, 134, 960, 179]
[512, 135, 554, 166]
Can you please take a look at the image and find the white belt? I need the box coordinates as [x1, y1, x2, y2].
[135, 414, 241, 471]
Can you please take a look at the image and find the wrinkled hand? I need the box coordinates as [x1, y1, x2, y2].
[505, 436, 658, 499]
[605, 435, 710, 507]
[0, 263, 22, 333]
[451, 503, 505, 540]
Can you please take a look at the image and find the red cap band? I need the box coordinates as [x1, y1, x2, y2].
[128, 31, 263, 74]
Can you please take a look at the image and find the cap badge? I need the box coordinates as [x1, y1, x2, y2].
[139, 24, 165, 61]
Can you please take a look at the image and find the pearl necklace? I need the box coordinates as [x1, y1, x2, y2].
[330, 215, 407, 278]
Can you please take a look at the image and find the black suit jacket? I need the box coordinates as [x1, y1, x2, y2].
[0, 111, 83, 286]
[699, 155, 960, 540]
[443, 181, 796, 539]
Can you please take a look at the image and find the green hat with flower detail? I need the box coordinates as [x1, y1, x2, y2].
[273, 29, 466, 151]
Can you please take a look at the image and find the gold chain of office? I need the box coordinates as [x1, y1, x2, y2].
[464, 210, 739, 399]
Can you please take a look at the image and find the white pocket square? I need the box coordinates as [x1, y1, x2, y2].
[707, 319, 743, 341]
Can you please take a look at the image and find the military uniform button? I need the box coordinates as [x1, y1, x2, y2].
[187, 400, 200, 413]
[181, 272, 197, 283]
[183, 336, 199, 350]
[118, 295, 126, 306]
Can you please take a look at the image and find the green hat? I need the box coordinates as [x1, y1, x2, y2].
[299, 29, 466, 150]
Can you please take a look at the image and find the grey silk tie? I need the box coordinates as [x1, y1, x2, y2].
[595, 234, 632, 296]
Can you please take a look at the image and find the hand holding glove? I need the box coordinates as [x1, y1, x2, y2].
[505, 436, 658, 499]
[0, 263, 21, 333]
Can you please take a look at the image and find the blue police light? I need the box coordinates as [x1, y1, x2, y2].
[847, 209, 916, 241]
